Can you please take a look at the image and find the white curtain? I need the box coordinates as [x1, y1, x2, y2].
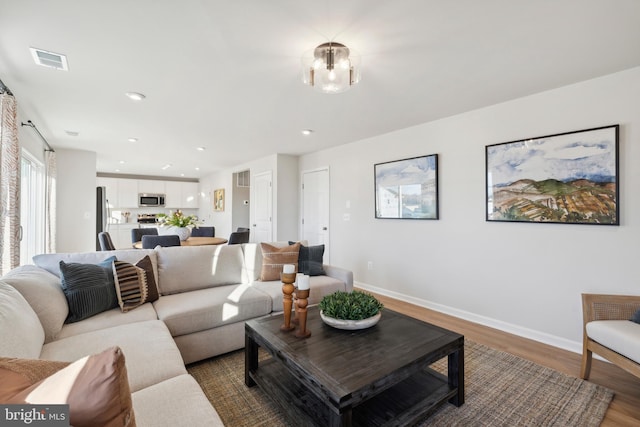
[0, 93, 20, 275]
[44, 150, 56, 253]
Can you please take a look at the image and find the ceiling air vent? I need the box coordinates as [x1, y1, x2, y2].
[29, 47, 69, 71]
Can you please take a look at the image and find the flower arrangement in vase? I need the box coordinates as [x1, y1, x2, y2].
[156, 210, 201, 241]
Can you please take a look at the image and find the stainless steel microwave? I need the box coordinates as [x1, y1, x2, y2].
[138, 193, 166, 207]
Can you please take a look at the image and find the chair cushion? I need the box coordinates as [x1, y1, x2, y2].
[0, 282, 45, 359]
[1, 265, 69, 343]
[259, 242, 300, 281]
[153, 284, 271, 336]
[0, 347, 135, 427]
[586, 320, 640, 363]
[59, 257, 118, 323]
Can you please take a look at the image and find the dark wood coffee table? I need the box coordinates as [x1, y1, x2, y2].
[245, 306, 464, 427]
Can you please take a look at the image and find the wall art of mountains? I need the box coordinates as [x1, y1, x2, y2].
[488, 178, 617, 224]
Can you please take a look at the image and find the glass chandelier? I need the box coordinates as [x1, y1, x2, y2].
[302, 42, 360, 94]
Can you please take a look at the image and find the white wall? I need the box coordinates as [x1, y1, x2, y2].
[299, 67, 640, 353]
[55, 148, 97, 253]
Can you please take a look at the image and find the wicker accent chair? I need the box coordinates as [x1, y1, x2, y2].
[581, 293, 640, 380]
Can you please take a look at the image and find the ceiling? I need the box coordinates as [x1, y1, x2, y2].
[1, 0, 639, 179]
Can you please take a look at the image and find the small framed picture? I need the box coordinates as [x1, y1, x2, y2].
[213, 188, 225, 212]
[374, 154, 439, 219]
[486, 125, 619, 225]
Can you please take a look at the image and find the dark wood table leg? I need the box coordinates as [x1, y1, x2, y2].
[245, 334, 258, 387]
[448, 345, 465, 406]
[328, 407, 352, 427]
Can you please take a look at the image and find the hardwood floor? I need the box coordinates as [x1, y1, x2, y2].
[371, 292, 640, 426]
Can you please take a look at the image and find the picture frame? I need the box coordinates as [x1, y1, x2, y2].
[213, 188, 225, 212]
[374, 154, 439, 219]
[486, 125, 619, 225]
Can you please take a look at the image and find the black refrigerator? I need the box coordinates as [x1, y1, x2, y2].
[96, 186, 109, 250]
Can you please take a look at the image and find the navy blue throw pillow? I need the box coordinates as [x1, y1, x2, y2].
[289, 242, 325, 276]
[59, 256, 118, 323]
[631, 308, 640, 324]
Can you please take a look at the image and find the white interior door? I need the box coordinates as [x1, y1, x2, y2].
[252, 171, 272, 243]
[302, 168, 330, 263]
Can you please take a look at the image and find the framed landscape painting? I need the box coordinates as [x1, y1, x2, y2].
[375, 154, 438, 219]
[486, 125, 619, 225]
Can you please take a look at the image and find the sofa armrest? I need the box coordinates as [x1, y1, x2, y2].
[582, 293, 640, 325]
[323, 265, 353, 292]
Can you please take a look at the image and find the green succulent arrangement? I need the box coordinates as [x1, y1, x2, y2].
[319, 291, 384, 320]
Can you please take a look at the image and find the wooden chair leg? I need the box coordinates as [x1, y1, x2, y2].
[580, 346, 593, 380]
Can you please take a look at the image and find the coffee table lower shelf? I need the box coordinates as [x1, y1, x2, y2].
[249, 358, 458, 427]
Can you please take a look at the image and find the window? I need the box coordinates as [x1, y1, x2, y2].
[20, 149, 45, 265]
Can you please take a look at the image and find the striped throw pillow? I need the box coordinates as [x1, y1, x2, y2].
[112, 256, 156, 312]
[259, 242, 300, 281]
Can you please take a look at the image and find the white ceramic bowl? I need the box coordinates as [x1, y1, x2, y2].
[320, 310, 381, 330]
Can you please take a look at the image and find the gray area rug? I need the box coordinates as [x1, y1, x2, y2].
[187, 340, 613, 426]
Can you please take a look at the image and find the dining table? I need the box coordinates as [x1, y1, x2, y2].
[133, 236, 228, 249]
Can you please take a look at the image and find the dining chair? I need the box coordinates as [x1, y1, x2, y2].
[141, 234, 181, 249]
[131, 228, 158, 247]
[191, 226, 215, 237]
[98, 232, 116, 251]
[237, 227, 250, 232]
[228, 230, 250, 245]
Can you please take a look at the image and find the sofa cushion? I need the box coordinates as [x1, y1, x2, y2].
[1, 265, 68, 343]
[0, 347, 135, 427]
[586, 320, 640, 363]
[132, 374, 224, 427]
[56, 303, 158, 340]
[289, 241, 326, 276]
[153, 284, 271, 336]
[0, 281, 45, 359]
[113, 255, 158, 312]
[253, 275, 348, 312]
[59, 257, 119, 323]
[33, 249, 159, 283]
[155, 245, 247, 295]
[243, 241, 308, 282]
[40, 320, 186, 392]
[259, 242, 300, 281]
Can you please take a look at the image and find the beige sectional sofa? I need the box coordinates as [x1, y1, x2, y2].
[0, 242, 353, 426]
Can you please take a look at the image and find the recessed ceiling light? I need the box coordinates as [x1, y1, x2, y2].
[161, 164, 172, 170]
[301, 129, 313, 136]
[119, 160, 125, 164]
[195, 167, 200, 171]
[115, 169, 121, 172]
[125, 92, 146, 101]
[127, 137, 138, 143]
[196, 147, 205, 151]
[65, 130, 79, 136]
[180, 174, 185, 177]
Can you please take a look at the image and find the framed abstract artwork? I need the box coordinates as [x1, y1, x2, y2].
[374, 154, 439, 219]
[213, 188, 225, 212]
[486, 125, 619, 225]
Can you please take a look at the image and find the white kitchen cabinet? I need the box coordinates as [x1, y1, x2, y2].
[164, 181, 182, 208]
[138, 179, 166, 194]
[164, 181, 199, 208]
[182, 182, 199, 208]
[110, 224, 137, 249]
[97, 177, 138, 209]
[118, 179, 139, 208]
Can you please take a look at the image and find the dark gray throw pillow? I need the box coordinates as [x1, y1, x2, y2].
[289, 242, 325, 276]
[59, 256, 118, 323]
[631, 308, 640, 324]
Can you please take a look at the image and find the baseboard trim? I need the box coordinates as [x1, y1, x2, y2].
[355, 281, 584, 356]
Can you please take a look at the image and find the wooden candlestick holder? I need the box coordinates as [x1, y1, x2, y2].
[280, 272, 297, 331]
[294, 288, 311, 338]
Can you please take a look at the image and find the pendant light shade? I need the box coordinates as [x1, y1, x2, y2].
[302, 42, 360, 94]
